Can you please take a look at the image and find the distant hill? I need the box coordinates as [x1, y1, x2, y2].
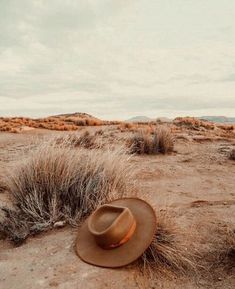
[127, 116, 172, 123]
[200, 116, 235, 123]
[127, 116, 153, 122]
[51, 112, 99, 120]
[156, 117, 172, 123]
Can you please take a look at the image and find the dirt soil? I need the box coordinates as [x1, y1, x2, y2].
[0, 128, 234, 289]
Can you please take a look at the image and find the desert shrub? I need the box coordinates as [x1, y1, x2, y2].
[138, 211, 198, 278]
[0, 141, 134, 244]
[156, 127, 174, 154]
[138, 214, 235, 281]
[129, 127, 174, 155]
[229, 149, 235, 160]
[55, 131, 97, 149]
[197, 221, 235, 273]
[128, 130, 154, 154]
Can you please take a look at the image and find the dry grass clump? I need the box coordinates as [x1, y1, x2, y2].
[0, 141, 135, 244]
[137, 211, 198, 278]
[129, 130, 154, 154]
[156, 127, 174, 154]
[129, 127, 174, 155]
[137, 214, 235, 282]
[229, 148, 235, 160]
[198, 222, 235, 273]
[55, 131, 98, 149]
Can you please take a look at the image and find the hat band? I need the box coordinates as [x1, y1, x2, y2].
[107, 220, 137, 249]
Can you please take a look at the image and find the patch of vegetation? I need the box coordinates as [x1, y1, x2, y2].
[0, 114, 122, 133]
[128, 127, 174, 155]
[0, 140, 135, 244]
[55, 131, 98, 149]
[137, 211, 198, 278]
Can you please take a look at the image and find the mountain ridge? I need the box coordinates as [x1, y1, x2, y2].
[200, 116, 235, 123]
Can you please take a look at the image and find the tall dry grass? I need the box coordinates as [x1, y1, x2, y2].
[137, 213, 235, 282]
[55, 131, 98, 149]
[137, 211, 198, 278]
[129, 127, 174, 155]
[156, 127, 174, 154]
[197, 221, 235, 273]
[0, 140, 135, 244]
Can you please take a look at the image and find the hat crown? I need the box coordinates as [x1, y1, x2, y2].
[88, 204, 136, 249]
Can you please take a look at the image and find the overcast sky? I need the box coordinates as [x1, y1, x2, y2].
[1, 0, 235, 119]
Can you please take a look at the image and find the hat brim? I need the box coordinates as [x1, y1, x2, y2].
[75, 198, 157, 268]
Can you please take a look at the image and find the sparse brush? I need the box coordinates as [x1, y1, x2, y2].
[128, 130, 153, 154]
[128, 127, 174, 155]
[137, 211, 198, 278]
[55, 131, 97, 149]
[229, 149, 235, 160]
[0, 140, 135, 244]
[156, 127, 174, 154]
[198, 222, 235, 273]
[0, 208, 31, 243]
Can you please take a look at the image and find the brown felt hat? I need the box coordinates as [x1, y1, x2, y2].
[75, 198, 156, 268]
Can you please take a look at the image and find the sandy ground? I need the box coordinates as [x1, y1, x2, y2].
[0, 128, 234, 289]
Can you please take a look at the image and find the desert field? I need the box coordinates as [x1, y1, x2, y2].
[0, 116, 234, 289]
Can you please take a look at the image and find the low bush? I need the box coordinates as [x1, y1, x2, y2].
[197, 220, 235, 273]
[128, 127, 174, 155]
[138, 210, 198, 278]
[55, 131, 97, 149]
[156, 127, 174, 154]
[0, 141, 135, 244]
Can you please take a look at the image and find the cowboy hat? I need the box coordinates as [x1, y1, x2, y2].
[75, 198, 156, 268]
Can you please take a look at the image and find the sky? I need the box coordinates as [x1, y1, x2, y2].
[1, 0, 235, 120]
